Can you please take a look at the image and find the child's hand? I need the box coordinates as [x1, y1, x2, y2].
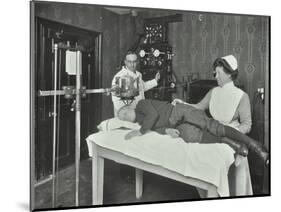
[165, 128, 180, 138]
[171, 98, 196, 108]
[171, 98, 185, 106]
[125, 130, 142, 140]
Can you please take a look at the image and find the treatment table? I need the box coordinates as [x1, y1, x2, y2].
[86, 129, 253, 205]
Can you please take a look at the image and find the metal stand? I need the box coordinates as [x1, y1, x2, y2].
[51, 44, 58, 208]
[38, 43, 113, 208]
[75, 50, 81, 207]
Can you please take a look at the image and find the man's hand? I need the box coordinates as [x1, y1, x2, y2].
[165, 128, 180, 138]
[125, 130, 142, 140]
[155, 72, 160, 82]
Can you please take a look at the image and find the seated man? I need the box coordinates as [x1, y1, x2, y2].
[117, 99, 269, 165]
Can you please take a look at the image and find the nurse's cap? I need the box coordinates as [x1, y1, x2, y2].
[222, 55, 238, 71]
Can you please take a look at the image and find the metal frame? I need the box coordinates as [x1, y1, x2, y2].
[37, 43, 110, 207]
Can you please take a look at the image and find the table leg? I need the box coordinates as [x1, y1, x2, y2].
[135, 168, 143, 199]
[206, 187, 219, 198]
[92, 148, 104, 205]
[196, 187, 207, 198]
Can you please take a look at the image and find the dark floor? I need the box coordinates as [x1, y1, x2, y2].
[34, 158, 200, 210]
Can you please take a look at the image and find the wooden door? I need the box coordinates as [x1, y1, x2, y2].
[34, 18, 102, 181]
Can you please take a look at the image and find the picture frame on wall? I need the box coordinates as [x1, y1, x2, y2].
[30, 0, 270, 211]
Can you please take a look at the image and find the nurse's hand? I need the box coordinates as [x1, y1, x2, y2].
[165, 128, 180, 138]
[125, 130, 142, 140]
[171, 98, 185, 106]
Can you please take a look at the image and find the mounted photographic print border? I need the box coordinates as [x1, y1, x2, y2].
[30, 0, 270, 211]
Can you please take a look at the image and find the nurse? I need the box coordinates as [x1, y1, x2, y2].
[173, 55, 253, 144]
[173, 55, 266, 195]
[196, 55, 251, 134]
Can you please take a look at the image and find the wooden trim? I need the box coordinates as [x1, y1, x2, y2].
[30, 1, 36, 211]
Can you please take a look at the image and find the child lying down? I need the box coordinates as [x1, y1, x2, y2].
[117, 99, 269, 165]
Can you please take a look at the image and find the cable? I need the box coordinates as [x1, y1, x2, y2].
[251, 90, 260, 116]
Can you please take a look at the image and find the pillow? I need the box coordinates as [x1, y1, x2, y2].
[97, 117, 141, 131]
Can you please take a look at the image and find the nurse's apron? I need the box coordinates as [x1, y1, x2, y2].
[209, 82, 243, 130]
[209, 82, 253, 196]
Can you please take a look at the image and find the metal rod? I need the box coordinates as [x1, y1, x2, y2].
[85, 88, 112, 94]
[75, 50, 82, 207]
[38, 88, 112, 97]
[52, 44, 58, 208]
[55, 48, 62, 204]
[38, 83, 184, 97]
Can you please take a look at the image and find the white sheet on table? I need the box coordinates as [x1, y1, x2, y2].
[86, 129, 235, 197]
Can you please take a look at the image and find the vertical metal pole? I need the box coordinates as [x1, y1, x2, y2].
[75, 50, 82, 206]
[55, 48, 62, 204]
[52, 44, 58, 208]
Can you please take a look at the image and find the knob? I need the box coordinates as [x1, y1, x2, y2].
[139, 50, 148, 58]
[153, 49, 165, 57]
